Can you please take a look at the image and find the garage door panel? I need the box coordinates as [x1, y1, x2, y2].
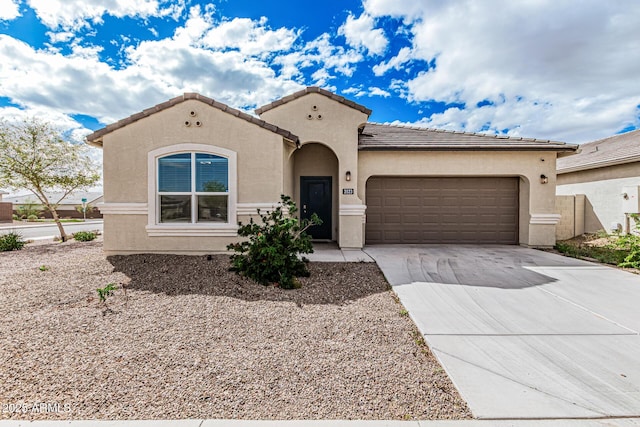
[366, 177, 518, 244]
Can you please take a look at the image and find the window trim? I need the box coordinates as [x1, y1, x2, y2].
[146, 143, 238, 237]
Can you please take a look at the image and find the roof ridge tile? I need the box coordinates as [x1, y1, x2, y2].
[255, 86, 372, 116]
[360, 122, 575, 151]
[86, 92, 299, 145]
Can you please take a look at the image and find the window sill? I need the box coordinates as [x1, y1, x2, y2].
[145, 224, 239, 237]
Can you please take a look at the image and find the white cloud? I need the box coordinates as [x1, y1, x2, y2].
[365, 0, 640, 143]
[372, 46, 412, 76]
[46, 31, 75, 43]
[369, 87, 390, 97]
[27, 0, 186, 30]
[363, 0, 426, 22]
[342, 86, 361, 95]
[340, 85, 390, 98]
[0, 0, 20, 20]
[0, 7, 307, 126]
[311, 68, 333, 87]
[274, 33, 363, 80]
[338, 12, 388, 56]
[202, 16, 299, 56]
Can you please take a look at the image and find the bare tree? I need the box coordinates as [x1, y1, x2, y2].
[0, 118, 100, 241]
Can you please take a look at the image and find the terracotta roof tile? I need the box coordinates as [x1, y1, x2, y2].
[255, 86, 372, 116]
[359, 123, 577, 152]
[557, 129, 640, 173]
[86, 93, 299, 146]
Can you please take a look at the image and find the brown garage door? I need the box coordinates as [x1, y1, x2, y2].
[366, 177, 519, 244]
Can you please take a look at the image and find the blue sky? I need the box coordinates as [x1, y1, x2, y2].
[0, 0, 639, 148]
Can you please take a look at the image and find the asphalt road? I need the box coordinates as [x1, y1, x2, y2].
[0, 220, 103, 240]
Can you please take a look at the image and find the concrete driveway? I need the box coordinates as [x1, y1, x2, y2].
[365, 245, 640, 420]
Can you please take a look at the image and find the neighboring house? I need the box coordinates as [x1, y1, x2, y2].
[8, 191, 103, 219]
[557, 129, 640, 235]
[0, 190, 10, 223]
[86, 87, 577, 255]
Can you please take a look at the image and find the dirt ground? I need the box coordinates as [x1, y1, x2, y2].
[0, 239, 471, 420]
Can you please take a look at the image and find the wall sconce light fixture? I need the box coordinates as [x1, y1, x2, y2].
[540, 174, 548, 184]
[345, 171, 351, 181]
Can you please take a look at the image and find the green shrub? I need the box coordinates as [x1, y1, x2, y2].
[555, 240, 628, 265]
[27, 214, 38, 222]
[73, 231, 96, 241]
[16, 200, 43, 219]
[97, 283, 117, 303]
[12, 214, 18, 221]
[227, 194, 321, 289]
[615, 233, 640, 268]
[554, 242, 578, 257]
[0, 232, 26, 251]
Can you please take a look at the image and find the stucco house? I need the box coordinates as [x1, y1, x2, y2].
[0, 190, 10, 223]
[557, 129, 640, 235]
[7, 191, 103, 219]
[87, 87, 577, 255]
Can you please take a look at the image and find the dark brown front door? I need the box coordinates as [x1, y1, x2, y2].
[300, 176, 332, 240]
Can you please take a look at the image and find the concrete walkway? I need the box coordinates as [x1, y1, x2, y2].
[306, 242, 374, 262]
[365, 245, 640, 420]
[1, 419, 639, 426]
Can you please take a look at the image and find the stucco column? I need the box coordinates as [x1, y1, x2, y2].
[338, 204, 366, 248]
[527, 172, 561, 247]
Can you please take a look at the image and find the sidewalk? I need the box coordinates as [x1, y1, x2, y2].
[1, 418, 639, 426]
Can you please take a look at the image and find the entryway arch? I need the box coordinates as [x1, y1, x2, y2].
[293, 142, 339, 240]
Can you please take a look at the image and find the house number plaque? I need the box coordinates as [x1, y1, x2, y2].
[342, 188, 354, 195]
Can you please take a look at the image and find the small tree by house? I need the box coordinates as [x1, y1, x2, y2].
[0, 118, 100, 241]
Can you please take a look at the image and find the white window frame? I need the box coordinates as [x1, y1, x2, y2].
[146, 143, 238, 237]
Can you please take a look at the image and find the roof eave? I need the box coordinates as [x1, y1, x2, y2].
[86, 137, 103, 148]
[358, 145, 578, 152]
[84, 93, 299, 145]
[558, 155, 640, 174]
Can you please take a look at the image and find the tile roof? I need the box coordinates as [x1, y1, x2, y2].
[255, 86, 372, 116]
[359, 123, 578, 152]
[85, 93, 299, 146]
[557, 129, 640, 173]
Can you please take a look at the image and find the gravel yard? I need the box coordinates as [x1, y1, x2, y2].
[0, 239, 471, 420]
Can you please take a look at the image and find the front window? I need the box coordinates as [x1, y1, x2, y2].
[158, 153, 229, 223]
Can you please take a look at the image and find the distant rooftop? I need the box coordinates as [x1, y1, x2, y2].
[359, 123, 577, 152]
[557, 129, 640, 173]
[6, 191, 103, 205]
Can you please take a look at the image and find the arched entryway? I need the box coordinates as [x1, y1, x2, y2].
[293, 143, 339, 240]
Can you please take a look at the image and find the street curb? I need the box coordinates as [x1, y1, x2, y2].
[0, 220, 103, 231]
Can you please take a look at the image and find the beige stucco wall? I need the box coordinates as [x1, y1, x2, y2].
[358, 150, 560, 247]
[260, 93, 369, 247]
[101, 93, 567, 253]
[557, 162, 640, 233]
[102, 99, 289, 254]
[555, 194, 585, 240]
